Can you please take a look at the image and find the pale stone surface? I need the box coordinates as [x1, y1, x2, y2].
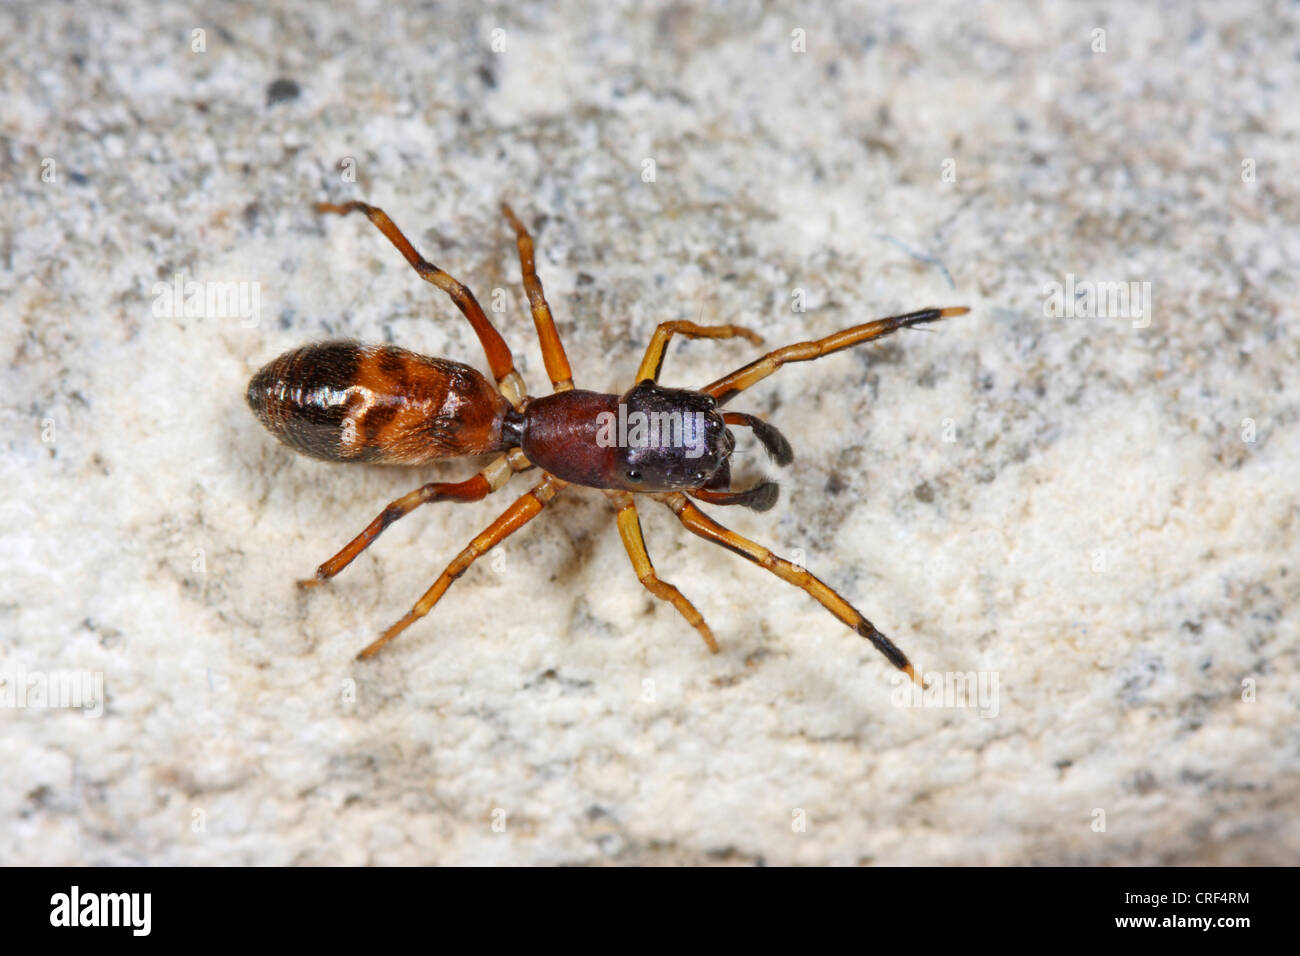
[1, 1, 1295, 865]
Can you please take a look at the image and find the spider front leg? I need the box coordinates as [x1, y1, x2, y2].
[356, 473, 566, 660]
[655, 492, 922, 684]
[703, 307, 969, 405]
[299, 449, 534, 589]
[606, 491, 717, 653]
[634, 320, 765, 384]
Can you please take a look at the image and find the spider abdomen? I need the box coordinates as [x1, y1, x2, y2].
[246, 341, 512, 464]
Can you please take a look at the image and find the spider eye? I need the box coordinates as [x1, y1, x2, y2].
[626, 469, 643, 483]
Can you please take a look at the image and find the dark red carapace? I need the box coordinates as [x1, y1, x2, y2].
[248, 200, 968, 676]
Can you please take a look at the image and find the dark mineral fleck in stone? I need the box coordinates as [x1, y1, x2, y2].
[267, 77, 301, 106]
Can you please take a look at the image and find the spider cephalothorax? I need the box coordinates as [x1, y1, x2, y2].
[514, 381, 786, 504]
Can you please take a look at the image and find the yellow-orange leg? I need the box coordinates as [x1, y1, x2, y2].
[633, 320, 766, 384]
[357, 473, 567, 660]
[704, 307, 970, 405]
[655, 492, 921, 684]
[606, 491, 717, 653]
[500, 203, 575, 393]
[315, 201, 528, 409]
[299, 449, 533, 589]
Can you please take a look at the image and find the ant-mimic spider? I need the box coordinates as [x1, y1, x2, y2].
[247, 201, 968, 680]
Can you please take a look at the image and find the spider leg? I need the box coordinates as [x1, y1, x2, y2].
[634, 320, 765, 384]
[500, 203, 577, 393]
[655, 492, 921, 684]
[299, 449, 534, 589]
[315, 201, 528, 408]
[356, 473, 566, 660]
[703, 307, 969, 405]
[605, 491, 718, 653]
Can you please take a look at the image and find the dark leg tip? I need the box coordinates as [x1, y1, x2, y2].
[854, 620, 912, 674]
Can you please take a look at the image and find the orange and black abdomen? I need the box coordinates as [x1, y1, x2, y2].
[247, 342, 514, 464]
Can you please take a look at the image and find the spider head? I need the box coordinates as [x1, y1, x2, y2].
[613, 381, 734, 492]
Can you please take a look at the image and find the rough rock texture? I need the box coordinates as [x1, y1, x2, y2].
[1, 1, 1295, 865]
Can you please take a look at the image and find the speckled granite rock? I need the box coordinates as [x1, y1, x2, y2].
[1, 1, 1295, 865]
